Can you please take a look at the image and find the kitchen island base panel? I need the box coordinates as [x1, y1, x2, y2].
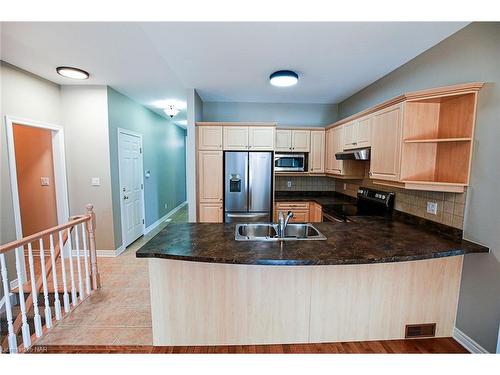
[149, 256, 462, 346]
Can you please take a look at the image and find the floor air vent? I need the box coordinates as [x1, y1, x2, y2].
[405, 323, 436, 338]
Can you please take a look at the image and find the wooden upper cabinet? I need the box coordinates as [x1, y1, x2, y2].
[343, 121, 357, 150]
[248, 126, 275, 150]
[309, 130, 325, 173]
[197, 126, 223, 150]
[275, 129, 310, 152]
[292, 130, 310, 152]
[343, 117, 371, 150]
[357, 116, 372, 148]
[223, 126, 249, 150]
[275, 129, 292, 151]
[330, 126, 344, 175]
[198, 150, 223, 203]
[369, 103, 403, 182]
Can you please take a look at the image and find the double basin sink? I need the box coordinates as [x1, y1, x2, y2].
[235, 223, 326, 241]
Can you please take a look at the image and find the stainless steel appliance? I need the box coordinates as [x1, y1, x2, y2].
[322, 187, 394, 222]
[274, 153, 306, 172]
[335, 148, 370, 161]
[224, 151, 272, 223]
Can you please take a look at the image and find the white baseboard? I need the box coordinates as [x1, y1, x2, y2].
[453, 327, 489, 353]
[144, 201, 187, 235]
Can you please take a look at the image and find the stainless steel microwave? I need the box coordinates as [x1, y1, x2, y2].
[274, 153, 306, 172]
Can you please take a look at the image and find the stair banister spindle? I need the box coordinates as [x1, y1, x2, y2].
[58, 230, 70, 312]
[14, 247, 31, 348]
[48, 234, 62, 320]
[66, 228, 78, 306]
[74, 225, 84, 300]
[27, 242, 43, 337]
[81, 222, 91, 295]
[86, 204, 100, 290]
[39, 238, 53, 328]
[0, 253, 18, 352]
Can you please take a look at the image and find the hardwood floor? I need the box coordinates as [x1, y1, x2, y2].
[28, 338, 468, 354]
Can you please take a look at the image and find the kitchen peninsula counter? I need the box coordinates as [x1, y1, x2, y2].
[138, 217, 488, 346]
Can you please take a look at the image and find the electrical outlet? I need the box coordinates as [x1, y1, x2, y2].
[343, 183, 347, 191]
[287, 180, 292, 188]
[91, 177, 100, 186]
[40, 177, 50, 186]
[426, 202, 438, 215]
[164, 203, 168, 209]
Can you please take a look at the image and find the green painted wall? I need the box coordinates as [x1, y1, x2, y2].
[107, 87, 186, 248]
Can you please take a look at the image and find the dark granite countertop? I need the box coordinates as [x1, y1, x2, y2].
[136, 217, 488, 266]
[274, 191, 356, 206]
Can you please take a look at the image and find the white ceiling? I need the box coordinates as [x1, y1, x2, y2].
[1, 22, 468, 112]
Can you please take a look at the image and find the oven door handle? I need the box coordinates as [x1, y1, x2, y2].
[322, 212, 345, 223]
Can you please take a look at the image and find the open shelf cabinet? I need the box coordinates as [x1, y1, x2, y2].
[399, 91, 478, 192]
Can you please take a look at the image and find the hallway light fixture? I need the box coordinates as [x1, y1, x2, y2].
[269, 70, 298, 87]
[56, 66, 90, 80]
[164, 104, 180, 118]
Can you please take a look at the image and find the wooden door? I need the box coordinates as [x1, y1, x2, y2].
[275, 129, 292, 151]
[357, 116, 372, 148]
[118, 131, 144, 247]
[343, 121, 358, 150]
[330, 125, 344, 175]
[197, 126, 222, 150]
[198, 150, 223, 203]
[309, 130, 325, 173]
[223, 126, 248, 150]
[248, 126, 275, 150]
[370, 104, 403, 181]
[199, 203, 223, 223]
[291, 130, 310, 152]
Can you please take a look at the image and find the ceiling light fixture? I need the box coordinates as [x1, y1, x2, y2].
[164, 104, 180, 118]
[269, 70, 298, 87]
[56, 66, 90, 80]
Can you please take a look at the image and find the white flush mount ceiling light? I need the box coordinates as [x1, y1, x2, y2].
[164, 104, 180, 118]
[56, 66, 89, 80]
[269, 70, 298, 87]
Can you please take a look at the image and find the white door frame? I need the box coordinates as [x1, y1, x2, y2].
[5, 115, 70, 240]
[117, 128, 146, 248]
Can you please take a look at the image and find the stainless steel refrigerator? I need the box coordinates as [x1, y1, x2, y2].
[224, 151, 272, 223]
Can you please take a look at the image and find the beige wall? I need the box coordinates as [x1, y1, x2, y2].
[1, 62, 116, 259]
[0, 62, 62, 291]
[60, 86, 115, 250]
[13, 124, 58, 237]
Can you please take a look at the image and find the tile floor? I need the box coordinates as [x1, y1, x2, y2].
[36, 205, 188, 346]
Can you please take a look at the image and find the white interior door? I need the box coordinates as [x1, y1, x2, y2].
[119, 130, 145, 247]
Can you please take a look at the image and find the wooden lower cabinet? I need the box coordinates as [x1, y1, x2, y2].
[309, 202, 323, 222]
[198, 203, 223, 223]
[275, 201, 323, 223]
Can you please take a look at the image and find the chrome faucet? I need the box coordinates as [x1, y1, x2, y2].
[277, 211, 294, 238]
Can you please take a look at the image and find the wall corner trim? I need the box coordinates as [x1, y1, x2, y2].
[453, 326, 489, 353]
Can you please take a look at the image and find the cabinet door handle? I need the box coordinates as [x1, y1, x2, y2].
[369, 172, 372, 177]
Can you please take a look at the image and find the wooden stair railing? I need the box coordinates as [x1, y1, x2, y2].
[0, 204, 100, 353]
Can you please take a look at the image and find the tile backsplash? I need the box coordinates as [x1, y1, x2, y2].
[275, 169, 466, 229]
[334, 177, 466, 229]
[276, 176, 335, 191]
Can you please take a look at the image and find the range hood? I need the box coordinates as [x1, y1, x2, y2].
[335, 148, 370, 161]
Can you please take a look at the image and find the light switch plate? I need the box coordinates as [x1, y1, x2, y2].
[91, 177, 101, 186]
[426, 202, 438, 215]
[40, 177, 50, 186]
